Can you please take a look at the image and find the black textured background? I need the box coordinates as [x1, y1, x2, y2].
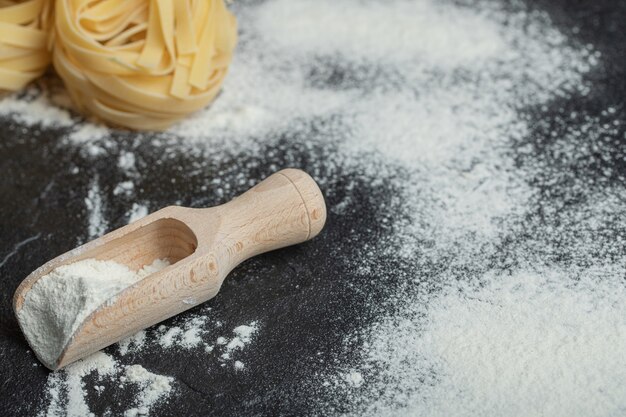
[0, 0, 624, 416]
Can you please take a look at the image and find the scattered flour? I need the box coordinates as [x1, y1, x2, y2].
[127, 203, 149, 223]
[124, 365, 174, 417]
[68, 124, 109, 144]
[118, 152, 137, 172]
[158, 327, 183, 349]
[84, 178, 107, 239]
[348, 266, 626, 417]
[43, 352, 117, 417]
[42, 352, 173, 417]
[17, 259, 169, 368]
[117, 318, 260, 373]
[118, 331, 147, 356]
[343, 371, 364, 388]
[180, 327, 203, 348]
[0, 86, 73, 127]
[157, 316, 209, 349]
[114, 181, 135, 196]
[254, 0, 505, 65]
[226, 322, 259, 353]
[152, 317, 259, 360]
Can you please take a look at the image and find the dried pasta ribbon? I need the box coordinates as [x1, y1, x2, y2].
[53, 0, 237, 130]
[0, 0, 53, 91]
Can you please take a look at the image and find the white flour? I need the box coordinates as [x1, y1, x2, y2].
[118, 152, 137, 172]
[118, 330, 147, 356]
[345, 265, 626, 417]
[69, 124, 109, 144]
[42, 317, 261, 416]
[84, 178, 107, 239]
[116, 312, 260, 363]
[156, 316, 208, 349]
[225, 323, 258, 353]
[17, 258, 169, 368]
[127, 203, 149, 223]
[0, 86, 73, 127]
[124, 365, 174, 417]
[42, 352, 173, 417]
[255, 0, 505, 65]
[113, 181, 135, 196]
[43, 352, 118, 417]
[151, 317, 259, 367]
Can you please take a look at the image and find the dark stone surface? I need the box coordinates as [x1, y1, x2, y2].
[0, 0, 624, 416]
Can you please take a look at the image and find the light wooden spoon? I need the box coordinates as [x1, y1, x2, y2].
[13, 168, 326, 370]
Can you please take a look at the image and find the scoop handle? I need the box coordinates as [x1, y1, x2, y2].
[211, 168, 327, 264]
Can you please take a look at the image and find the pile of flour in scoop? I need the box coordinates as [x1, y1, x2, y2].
[17, 258, 169, 368]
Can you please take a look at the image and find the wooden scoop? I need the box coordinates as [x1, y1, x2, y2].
[13, 169, 326, 370]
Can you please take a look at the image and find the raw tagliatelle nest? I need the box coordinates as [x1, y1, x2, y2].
[0, 0, 52, 91]
[53, 0, 237, 130]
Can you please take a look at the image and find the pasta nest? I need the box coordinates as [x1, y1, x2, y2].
[53, 0, 237, 130]
[0, 0, 52, 91]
